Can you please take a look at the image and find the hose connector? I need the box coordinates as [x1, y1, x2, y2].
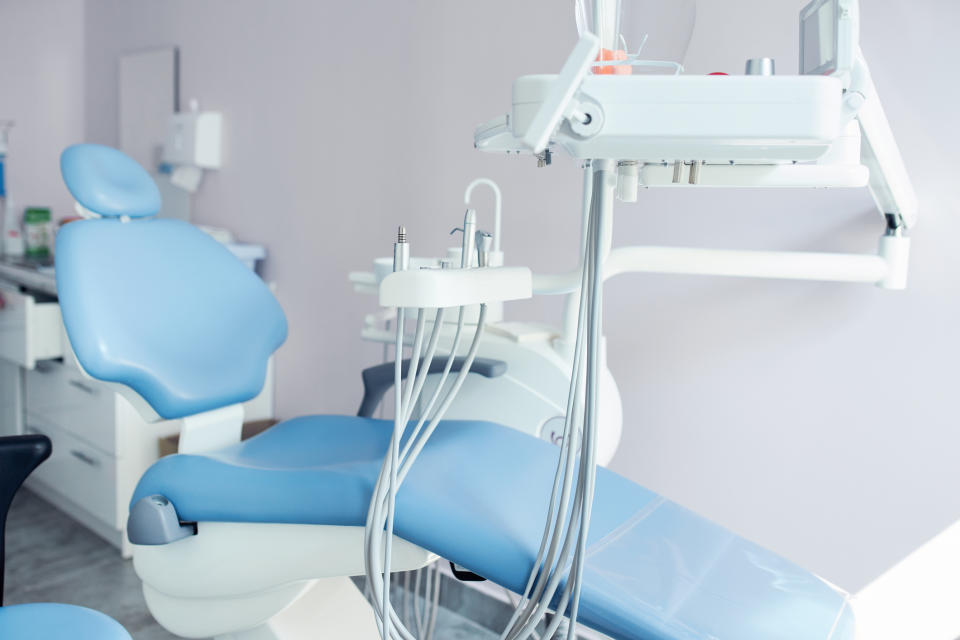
[393, 225, 409, 272]
[476, 231, 494, 267]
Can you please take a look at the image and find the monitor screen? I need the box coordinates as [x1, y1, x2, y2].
[801, 0, 837, 75]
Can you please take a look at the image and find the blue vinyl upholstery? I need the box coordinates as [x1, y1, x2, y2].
[55, 217, 287, 419]
[133, 416, 854, 640]
[61, 144, 161, 218]
[0, 603, 131, 640]
[57, 144, 287, 420]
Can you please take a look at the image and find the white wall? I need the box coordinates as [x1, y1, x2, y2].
[77, 0, 960, 594]
[612, 0, 960, 593]
[0, 0, 86, 220]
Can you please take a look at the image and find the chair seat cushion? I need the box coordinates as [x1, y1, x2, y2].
[0, 603, 131, 640]
[132, 416, 854, 640]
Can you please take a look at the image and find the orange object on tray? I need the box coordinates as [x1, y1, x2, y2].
[594, 48, 631, 75]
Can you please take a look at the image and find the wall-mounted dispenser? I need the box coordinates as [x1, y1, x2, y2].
[162, 99, 222, 193]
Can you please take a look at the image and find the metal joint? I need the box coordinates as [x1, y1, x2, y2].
[884, 213, 906, 237]
[536, 149, 553, 168]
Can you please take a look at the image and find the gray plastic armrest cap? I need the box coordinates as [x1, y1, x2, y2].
[128, 494, 196, 545]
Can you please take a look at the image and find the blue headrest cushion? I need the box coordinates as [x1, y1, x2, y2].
[60, 144, 162, 218]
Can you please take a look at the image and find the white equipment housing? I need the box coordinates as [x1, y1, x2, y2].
[474, 0, 917, 296]
[482, 74, 844, 163]
[475, 0, 916, 231]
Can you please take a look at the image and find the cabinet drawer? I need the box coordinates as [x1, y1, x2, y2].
[0, 283, 62, 369]
[25, 419, 118, 529]
[26, 361, 117, 453]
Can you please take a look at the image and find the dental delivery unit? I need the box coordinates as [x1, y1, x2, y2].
[10, 0, 925, 639]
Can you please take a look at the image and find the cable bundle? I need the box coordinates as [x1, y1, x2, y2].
[366, 162, 610, 640]
[364, 298, 488, 640]
[402, 561, 443, 639]
[499, 164, 610, 640]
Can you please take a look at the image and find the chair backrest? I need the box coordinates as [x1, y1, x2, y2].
[56, 144, 287, 420]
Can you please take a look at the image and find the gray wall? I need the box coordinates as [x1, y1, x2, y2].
[0, 0, 85, 218]
[21, 0, 959, 592]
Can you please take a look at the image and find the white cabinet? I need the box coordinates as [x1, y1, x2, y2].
[23, 359, 182, 557]
[27, 361, 117, 452]
[0, 282, 62, 369]
[25, 417, 119, 528]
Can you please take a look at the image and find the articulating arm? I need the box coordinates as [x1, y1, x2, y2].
[846, 51, 918, 228]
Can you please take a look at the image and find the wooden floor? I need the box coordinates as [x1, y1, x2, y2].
[5, 490, 497, 639]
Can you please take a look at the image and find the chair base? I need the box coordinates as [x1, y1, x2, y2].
[146, 577, 380, 640]
[134, 522, 433, 638]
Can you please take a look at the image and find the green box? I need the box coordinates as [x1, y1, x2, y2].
[24, 206, 52, 259]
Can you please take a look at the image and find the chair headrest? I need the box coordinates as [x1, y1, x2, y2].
[60, 144, 161, 218]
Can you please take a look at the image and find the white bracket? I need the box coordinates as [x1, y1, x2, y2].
[379, 266, 532, 309]
[522, 33, 600, 154]
[852, 52, 918, 228]
[178, 404, 245, 454]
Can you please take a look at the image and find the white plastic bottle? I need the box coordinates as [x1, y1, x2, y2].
[0, 123, 23, 259]
[3, 195, 25, 259]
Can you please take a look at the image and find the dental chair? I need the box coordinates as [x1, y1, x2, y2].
[56, 143, 855, 640]
[0, 434, 131, 639]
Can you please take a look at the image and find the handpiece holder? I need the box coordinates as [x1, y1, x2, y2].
[379, 266, 532, 309]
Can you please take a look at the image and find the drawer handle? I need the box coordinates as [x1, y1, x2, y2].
[69, 380, 99, 395]
[70, 449, 101, 468]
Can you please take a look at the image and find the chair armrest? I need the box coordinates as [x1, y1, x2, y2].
[0, 435, 52, 605]
[357, 357, 507, 419]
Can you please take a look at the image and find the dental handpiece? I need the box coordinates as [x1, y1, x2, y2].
[461, 210, 477, 268]
[393, 225, 409, 272]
